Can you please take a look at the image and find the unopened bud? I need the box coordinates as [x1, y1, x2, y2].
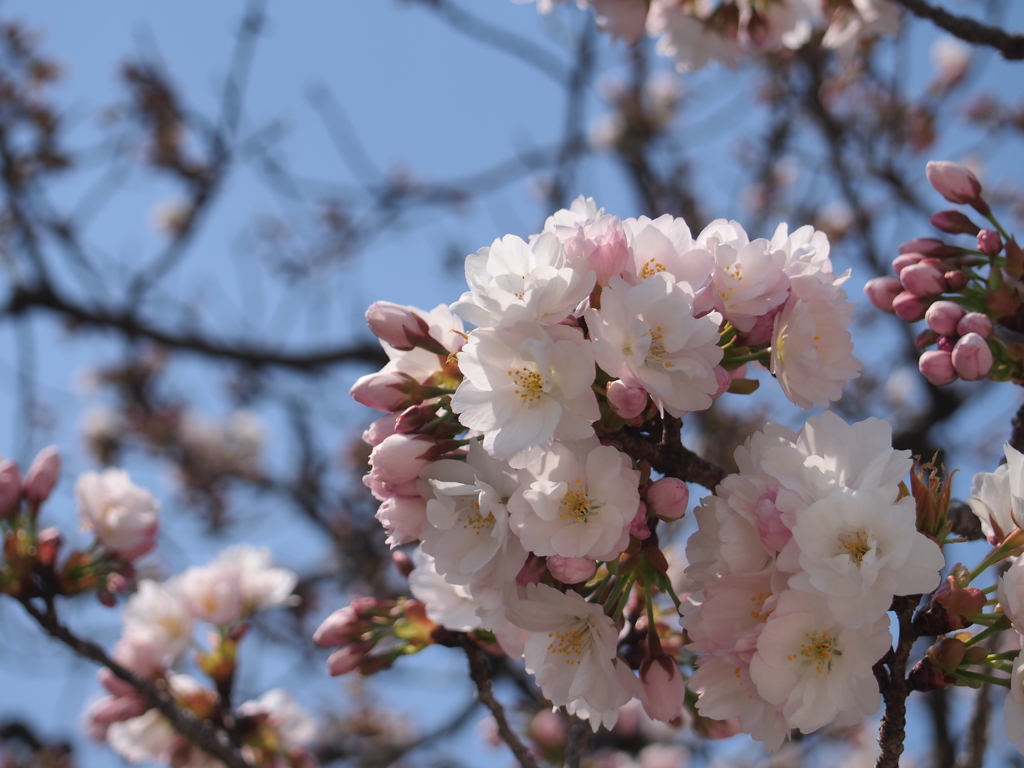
[640, 654, 685, 722]
[892, 253, 925, 275]
[23, 446, 60, 505]
[937, 336, 955, 353]
[957, 312, 992, 338]
[864, 276, 902, 313]
[951, 332, 993, 381]
[919, 350, 957, 385]
[547, 555, 597, 584]
[915, 329, 939, 349]
[926, 161, 983, 205]
[893, 291, 931, 322]
[36, 527, 62, 567]
[646, 478, 689, 521]
[326, 641, 374, 676]
[0, 461, 21, 518]
[365, 301, 446, 355]
[901, 263, 947, 297]
[930, 210, 980, 236]
[925, 301, 964, 336]
[899, 237, 962, 258]
[944, 270, 970, 292]
[977, 229, 1003, 256]
[606, 378, 648, 419]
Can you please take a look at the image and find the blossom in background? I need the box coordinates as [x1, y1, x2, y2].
[76, 468, 160, 560]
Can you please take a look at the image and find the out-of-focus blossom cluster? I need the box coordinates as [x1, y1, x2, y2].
[86, 544, 305, 768]
[683, 413, 942, 749]
[864, 161, 1024, 387]
[516, 0, 899, 70]
[324, 196, 870, 739]
[0, 447, 159, 604]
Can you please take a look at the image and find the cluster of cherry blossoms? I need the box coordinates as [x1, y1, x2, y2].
[516, 0, 898, 69]
[683, 412, 943, 750]
[0, 442, 313, 768]
[330, 196, 866, 736]
[865, 161, 1024, 387]
[88, 545, 308, 768]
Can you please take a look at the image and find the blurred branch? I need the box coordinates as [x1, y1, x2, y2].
[411, 0, 572, 85]
[3, 282, 387, 371]
[891, 0, 1024, 60]
[17, 596, 255, 768]
[434, 630, 539, 768]
[614, 417, 727, 491]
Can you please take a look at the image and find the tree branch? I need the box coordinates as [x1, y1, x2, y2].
[890, 0, 1024, 60]
[16, 598, 255, 768]
[875, 595, 921, 768]
[614, 421, 727, 491]
[434, 630, 539, 768]
[3, 282, 387, 372]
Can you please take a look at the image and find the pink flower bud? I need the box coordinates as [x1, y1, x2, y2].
[362, 413, 401, 447]
[899, 238, 962, 258]
[547, 555, 597, 584]
[919, 350, 957, 385]
[564, 216, 631, 287]
[900, 263, 947, 297]
[951, 332, 993, 381]
[937, 336, 955, 352]
[327, 641, 374, 676]
[365, 301, 435, 351]
[629, 502, 651, 540]
[640, 654, 685, 722]
[646, 477, 689, 521]
[957, 312, 992, 338]
[892, 291, 931, 322]
[314, 607, 364, 646]
[350, 371, 425, 412]
[864, 276, 902, 313]
[0, 460, 21, 518]
[915, 329, 939, 349]
[23, 446, 60, 505]
[368, 434, 436, 485]
[375, 494, 427, 546]
[529, 709, 568, 749]
[606, 378, 648, 419]
[738, 306, 782, 348]
[712, 366, 732, 398]
[944, 270, 969, 291]
[977, 229, 1003, 256]
[892, 253, 924, 275]
[925, 301, 965, 336]
[926, 161, 983, 205]
[930, 210, 980, 236]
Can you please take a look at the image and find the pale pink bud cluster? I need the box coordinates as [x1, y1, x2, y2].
[865, 160, 1012, 389]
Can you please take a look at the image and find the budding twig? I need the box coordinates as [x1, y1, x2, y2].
[16, 597, 255, 768]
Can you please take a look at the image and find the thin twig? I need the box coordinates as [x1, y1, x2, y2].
[890, 0, 1024, 60]
[564, 718, 589, 768]
[17, 598, 255, 768]
[434, 630, 540, 768]
[875, 595, 921, 768]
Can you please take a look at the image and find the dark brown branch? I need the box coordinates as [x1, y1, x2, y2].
[3, 282, 387, 372]
[890, 0, 1024, 60]
[17, 598, 255, 768]
[875, 595, 921, 768]
[434, 630, 539, 768]
[958, 676, 991, 768]
[614, 422, 727, 491]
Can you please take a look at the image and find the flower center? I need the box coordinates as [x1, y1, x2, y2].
[788, 631, 839, 674]
[838, 530, 871, 565]
[748, 591, 771, 623]
[461, 500, 495, 534]
[639, 258, 666, 279]
[546, 628, 587, 664]
[507, 366, 546, 402]
[559, 478, 592, 522]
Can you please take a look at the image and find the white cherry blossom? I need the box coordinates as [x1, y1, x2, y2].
[508, 438, 640, 560]
[76, 469, 159, 560]
[506, 583, 639, 730]
[451, 322, 599, 461]
[586, 273, 723, 417]
[451, 233, 596, 328]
